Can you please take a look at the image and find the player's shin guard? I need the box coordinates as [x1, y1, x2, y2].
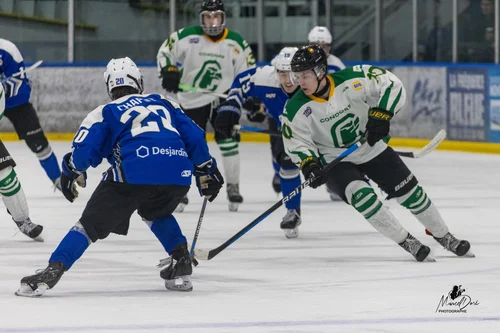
[147, 215, 187, 254]
[216, 138, 240, 185]
[397, 185, 448, 238]
[0, 167, 29, 222]
[280, 168, 301, 210]
[347, 181, 433, 261]
[49, 221, 91, 270]
[272, 159, 281, 193]
[37, 146, 61, 182]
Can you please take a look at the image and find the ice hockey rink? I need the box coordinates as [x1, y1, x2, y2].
[0, 141, 499, 333]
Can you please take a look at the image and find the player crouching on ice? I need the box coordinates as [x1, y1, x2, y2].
[282, 45, 473, 262]
[16, 57, 224, 297]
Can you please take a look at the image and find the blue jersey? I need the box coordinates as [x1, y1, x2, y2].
[227, 66, 292, 127]
[0, 39, 31, 109]
[71, 93, 211, 186]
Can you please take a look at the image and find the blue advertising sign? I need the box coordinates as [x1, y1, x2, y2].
[447, 68, 488, 141]
[488, 68, 500, 142]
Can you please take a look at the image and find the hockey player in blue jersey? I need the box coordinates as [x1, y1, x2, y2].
[16, 57, 224, 297]
[215, 47, 303, 238]
[0, 38, 61, 190]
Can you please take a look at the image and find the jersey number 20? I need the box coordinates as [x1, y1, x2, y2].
[120, 105, 179, 137]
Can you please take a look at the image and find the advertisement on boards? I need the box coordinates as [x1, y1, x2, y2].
[447, 68, 488, 141]
[488, 68, 500, 142]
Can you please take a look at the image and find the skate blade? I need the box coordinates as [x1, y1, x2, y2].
[284, 227, 299, 239]
[32, 235, 44, 242]
[164, 276, 193, 292]
[462, 250, 475, 258]
[228, 202, 239, 212]
[174, 203, 186, 213]
[424, 253, 436, 262]
[15, 283, 49, 297]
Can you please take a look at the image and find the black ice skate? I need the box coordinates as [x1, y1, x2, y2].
[158, 243, 193, 292]
[174, 195, 189, 213]
[272, 174, 281, 194]
[227, 184, 243, 212]
[399, 233, 435, 262]
[15, 262, 66, 297]
[15, 218, 44, 242]
[280, 209, 301, 239]
[433, 232, 474, 257]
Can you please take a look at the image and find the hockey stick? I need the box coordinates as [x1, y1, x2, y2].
[393, 129, 446, 158]
[234, 125, 446, 159]
[189, 197, 208, 267]
[178, 83, 229, 99]
[1, 60, 43, 83]
[193, 141, 363, 261]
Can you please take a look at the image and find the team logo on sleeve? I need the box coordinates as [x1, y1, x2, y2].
[352, 80, 362, 90]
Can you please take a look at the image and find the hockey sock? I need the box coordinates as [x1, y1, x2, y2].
[272, 158, 280, 176]
[37, 147, 61, 181]
[216, 138, 239, 184]
[397, 185, 448, 238]
[49, 222, 91, 270]
[348, 180, 408, 243]
[149, 215, 187, 254]
[0, 166, 29, 222]
[280, 167, 301, 210]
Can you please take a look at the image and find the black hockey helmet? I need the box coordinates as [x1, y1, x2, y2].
[290, 45, 327, 76]
[200, 0, 226, 36]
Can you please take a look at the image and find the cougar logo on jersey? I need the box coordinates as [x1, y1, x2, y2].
[193, 60, 223, 91]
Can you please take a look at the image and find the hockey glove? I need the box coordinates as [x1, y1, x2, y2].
[243, 97, 267, 123]
[366, 108, 392, 146]
[194, 158, 224, 202]
[300, 156, 325, 189]
[160, 66, 181, 93]
[215, 100, 241, 138]
[61, 153, 87, 203]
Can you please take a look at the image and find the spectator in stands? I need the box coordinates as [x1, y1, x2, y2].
[458, 0, 495, 62]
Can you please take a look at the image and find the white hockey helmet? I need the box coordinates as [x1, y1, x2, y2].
[0, 84, 5, 119]
[103, 57, 144, 99]
[274, 47, 298, 72]
[308, 26, 332, 44]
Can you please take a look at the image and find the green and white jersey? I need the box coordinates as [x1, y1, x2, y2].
[157, 26, 256, 109]
[282, 65, 406, 167]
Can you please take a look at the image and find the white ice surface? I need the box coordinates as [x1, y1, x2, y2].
[0, 141, 499, 333]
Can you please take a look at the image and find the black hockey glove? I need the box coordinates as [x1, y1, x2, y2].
[366, 108, 392, 147]
[61, 153, 87, 203]
[215, 100, 241, 138]
[194, 158, 224, 202]
[243, 97, 267, 123]
[160, 66, 181, 93]
[300, 157, 325, 189]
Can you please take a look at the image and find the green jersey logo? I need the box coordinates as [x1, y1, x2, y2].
[193, 60, 223, 91]
[330, 114, 360, 147]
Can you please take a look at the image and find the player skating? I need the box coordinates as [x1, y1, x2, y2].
[16, 57, 224, 297]
[157, 0, 255, 212]
[282, 45, 472, 261]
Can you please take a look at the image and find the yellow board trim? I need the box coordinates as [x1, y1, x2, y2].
[2, 132, 500, 154]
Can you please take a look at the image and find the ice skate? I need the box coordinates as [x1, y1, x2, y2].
[15, 218, 44, 242]
[272, 174, 281, 194]
[399, 233, 435, 262]
[174, 195, 189, 213]
[280, 209, 301, 239]
[158, 243, 193, 292]
[15, 262, 66, 297]
[434, 232, 474, 257]
[227, 183, 243, 212]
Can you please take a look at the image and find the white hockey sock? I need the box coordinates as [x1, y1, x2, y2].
[397, 185, 448, 238]
[0, 166, 29, 222]
[347, 180, 408, 243]
[217, 138, 240, 185]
